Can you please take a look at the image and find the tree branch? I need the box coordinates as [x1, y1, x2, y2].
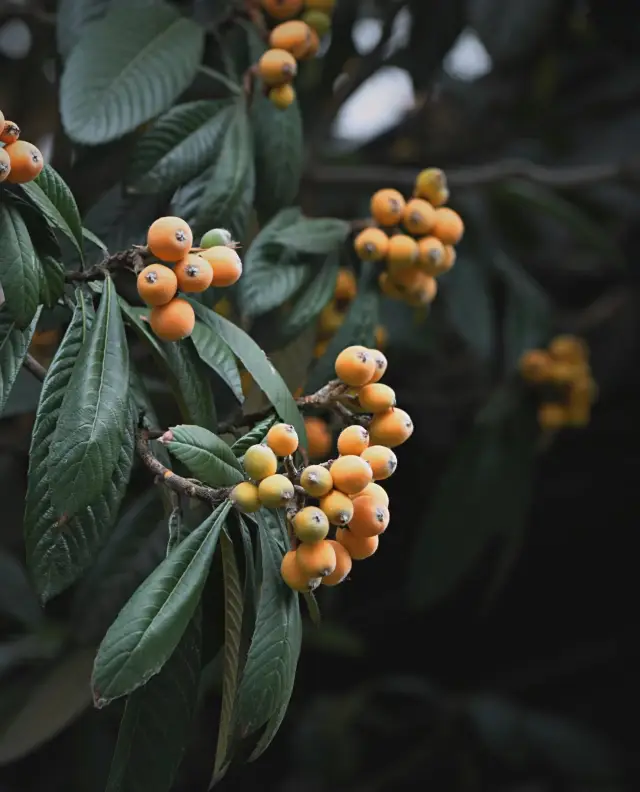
[23, 353, 47, 381]
[64, 247, 147, 283]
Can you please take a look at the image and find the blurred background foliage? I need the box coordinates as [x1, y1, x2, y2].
[2, 0, 640, 790]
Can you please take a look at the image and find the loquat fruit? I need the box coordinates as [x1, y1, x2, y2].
[269, 83, 296, 110]
[367, 349, 388, 384]
[199, 245, 243, 287]
[4, 140, 43, 184]
[432, 207, 464, 245]
[404, 276, 438, 307]
[378, 271, 405, 301]
[371, 188, 405, 227]
[414, 168, 449, 206]
[261, 0, 304, 21]
[330, 455, 373, 495]
[519, 350, 551, 384]
[1, 120, 20, 145]
[293, 506, 330, 543]
[300, 464, 334, 497]
[566, 388, 592, 428]
[352, 482, 389, 508]
[321, 540, 352, 586]
[354, 227, 389, 262]
[0, 148, 10, 183]
[387, 234, 419, 268]
[243, 443, 278, 480]
[302, 9, 331, 37]
[298, 27, 320, 60]
[319, 489, 354, 525]
[314, 339, 329, 358]
[0, 110, 4, 126]
[388, 265, 426, 295]
[403, 198, 436, 236]
[147, 216, 193, 262]
[304, 417, 332, 460]
[374, 326, 388, 351]
[258, 48, 298, 86]
[361, 445, 397, 481]
[336, 528, 379, 560]
[200, 227, 233, 248]
[348, 495, 390, 537]
[174, 253, 213, 293]
[137, 264, 178, 307]
[305, 0, 335, 11]
[240, 369, 254, 398]
[266, 423, 299, 457]
[318, 300, 345, 337]
[548, 335, 589, 365]
[416, 236, 446, 275]
[546, 361, 578, 385]
[281, 550, 321, 592]
[358, 383, 396, 413]
[230, 481, 261, 513]
[296, 539, 336, 577]
[334, 267, 357, 302]
[335, 345, 376, 386]
[149, 297, 195, 341]
[269, 20, 312, 59]
[258, 473, 295, 508]
[337, 425, 370, 456]
[368, 407, 414, 448]
[442, 245, 457, 272]
[537, 403, 568, 431]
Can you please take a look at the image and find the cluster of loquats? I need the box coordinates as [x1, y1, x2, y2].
[0, 109, 44, 185]
[257, 0, 336, 110]
[354, 168, 464, 307]
[137, 220, 242, 342]
[519, 335, 597, 430]
[230, 345, 412, 593]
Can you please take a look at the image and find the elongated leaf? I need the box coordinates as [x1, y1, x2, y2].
[231, 415, 277, 457]
[105, 613, 202, 792]
[56, 0, 110, 58]
[189, 307, 243, 403]
[0, 307, 40, 414]
[251, 90, 302, 223]
[0, 203, 42, 328]
[82, 227, 108, 253]
[234, 513, 301, 738]
[280, 253, 340, 339]
[60, 3, 205, 144]
[128, 100, 234, 194]
[165, 425, 243, 487]
[195, 306, 306, 444]
[276, 216, 351, 256]
[19, 165, 84, 258]
[239, 251, 310, 319]
[49, 277, 129, 516]
[38, 256, 65, 309]
[92, 501, 231, 705]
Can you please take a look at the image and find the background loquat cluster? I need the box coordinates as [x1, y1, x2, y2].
[256, 0, 336, 110]
[354, 167, 464, 307]
[0, 109, 44, 185]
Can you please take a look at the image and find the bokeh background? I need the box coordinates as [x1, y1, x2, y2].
[2, 1, 640, 790]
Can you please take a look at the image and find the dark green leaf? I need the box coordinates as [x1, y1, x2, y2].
[189, 304, 243, 403]
[56, 0, 110, 59]
[38, 256, 65, 309]
[92, 501, 231, 705]
[82, 227, 108, 253]
[60, 3, 205, 144]
[0, 306, 40, 414]
[275, 216, 351, 256]
[280, 253, 340, 339]
[128, 100, 234, 194]
[239, 249, 310, 319]
[231, 415, 277, 457]
[165, 425, 243, 487]
[49, 277, 130, 516]
[0, 203, 42, 328]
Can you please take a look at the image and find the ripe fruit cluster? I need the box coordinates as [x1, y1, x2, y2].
[519, 335, 597, 430]
[137, 219, 242, 342]
[0, 109, 44, 185]
[257, 0, 336, 110]
[230, 345, 412, 593]
[354, 168, 464, 308]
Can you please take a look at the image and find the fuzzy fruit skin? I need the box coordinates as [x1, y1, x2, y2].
[370, 188, 405, 226]
[387, 235, 419, 269]
[432, 207, 464, 245]
[0, 148, 11, 182]
[200, 227, 232, 248]
[335, 345, 376, 386]
[149, 298, 195, 341]
[4, 140, 43, 183]
[0, 120, 20, 144]
[414, 168, 449, 206]
[319, 490, 354, 525]
[300, 464, 333, 497]
[354, 227, 389, 262]
[368, 407, 414, 448]
[281, 550, 320, 592]
[266, 423, 299, 456]
[174, 254, 213, 293]
[417, 236, 446, 275]
[299, 27, 320, 59]
[243, 444, 278, 481]
[293, 506, 330, 543]
[304, 417, 332, 460]
[230, 481, 261, 513]
[330, 455, 373, 495]
[348, 496, 390, 537]
[296, 539, 336, 577]
[337, 425, 370, 456]
[258, 473, 295, 508]
[359, 383, 396, 413]
[147, 216, 193, 262]
[199, 245, 243, 287]
[258, 48, 298, 86]
[352, 482, 389, 508]
[137, 264, 178, 307]
[403, 198, 436, 236]
[361, 445, 397, 481]
[336, 528, 379, 560]
[261, 0, 304, 20]
[367, 350, 388, 384]
[321, 540, 352, 586]
[269, 20, 312, 58]
[269, 83, 296, 110]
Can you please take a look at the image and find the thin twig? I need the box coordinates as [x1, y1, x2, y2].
[64, 248, 146, 283]
[23, 353, 47, 382]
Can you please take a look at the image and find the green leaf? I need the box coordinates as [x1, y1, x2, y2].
[19, 164, 84, 258]
[105, 613, 202, 792]
[231, 415, 277, 457]
[195, 306, 306, 444]
[239, 249, 310, 319]
[280, 253, 340, 339]
[275, 216, 351, 256]
[0, 551, 42, 628]
[82, 227, 108, 253]
[234, 513, 301, 738]
[60, 3, 205, 144]
[48, 277, 130, 516]
[0, 306, 40, 415]
[0, 203, 42, 329]
[56, 0, 110, 59]
[189, 305, 243, 403]
[251, 90, 302, 223]
[128, 100, 234, 194]
[407, 386, 537, 610]
[92, 501, 231, 705]
[37, 255, 65, 309]
[165, 425, 243, 487]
